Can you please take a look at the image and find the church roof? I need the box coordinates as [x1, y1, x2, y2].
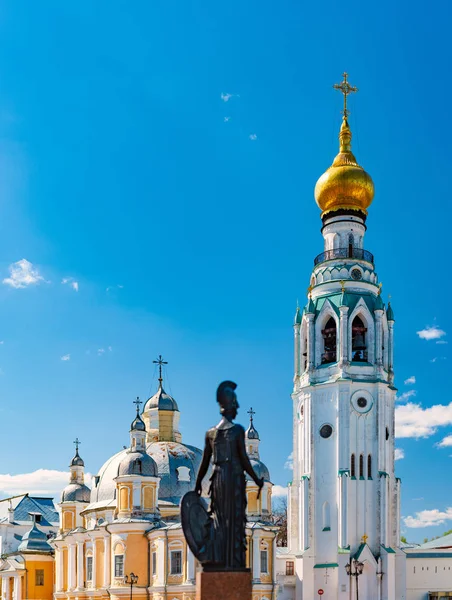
[419, 532, 452, 549]
[17, 522, 53, 553]
[0, 495, 58, 527]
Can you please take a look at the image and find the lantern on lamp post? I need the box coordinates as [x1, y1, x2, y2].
[124, 572, 138, 600]
[345, 559, 364, 600]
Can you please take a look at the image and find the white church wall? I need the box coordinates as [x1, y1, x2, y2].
[405, 554, 452, 600]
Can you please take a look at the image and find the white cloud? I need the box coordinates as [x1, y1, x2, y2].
[395, 401, 452, 438]
[249, 133, 257, 141]
[404, 507, 452, 528]
[97, 348, 105, 356]
[430, 357, 447, 363]
[438, 435, 452, 448]
[108, 346, 113, 352]
[0, 341, 4, 345]
[60, 354, 70, 361]
[3, 259, 45, 289]
[62, 277, 79, 292]
[397, 390, 417, 402]
[221, 92, 239, 102]
[0, 469, 92, 498]
[395, 448, 405, 460]
[404, 376, 416, 385]
[437, 341, 448, 345]
[272, 485, 288, 498]
[284, 452, 293, 470]
[417, 326, 446, 341]
[224, 116, 231, 122]
[106, 284, 124, 293]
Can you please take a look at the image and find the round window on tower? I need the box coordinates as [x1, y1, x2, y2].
[351, 268, 363, 281]
[319, 424, 333, 439]
[350, 391, 373, 414]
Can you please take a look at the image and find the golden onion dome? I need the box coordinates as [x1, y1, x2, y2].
[314, 118, 374, 217]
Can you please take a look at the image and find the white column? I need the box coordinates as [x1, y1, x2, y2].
[338, 473, 348, 548]
[12, 576, 20, 600]
[380, 475, 388, 547]
[252, 533, 261, 582]
[57, 548, 64, 592]
[339, 306, 349, 366]
[3, 577, 10, 600]
[301, 477, 309, 551]
[396, 478, 401, 548]
[92, 540, 97, 588]
[186, 547, 195, 583]
[157, 538, 166, 585]
[307, 315, 315, 370]
[103, 537, 111, 588]
[375, 311, 383, 365]
[77, 542, 84, 589]
[388, 322, 394, 381]
[68, 544, 76, 590]
[294, 324, 300, 377]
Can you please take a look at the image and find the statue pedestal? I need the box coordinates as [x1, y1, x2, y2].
[196, 570, 252, 600]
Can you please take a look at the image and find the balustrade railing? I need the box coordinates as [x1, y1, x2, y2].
[314, 247, 374, 266]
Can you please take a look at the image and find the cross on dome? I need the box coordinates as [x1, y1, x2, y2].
[153, 354, 168, 386]
[247, 407, 256, 424]
[73, 437, 81, 452]
[133, 396, 142, 414]
[333, 72, 358, 119]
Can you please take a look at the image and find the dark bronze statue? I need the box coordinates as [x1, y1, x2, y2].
[181, 381, 264, 571]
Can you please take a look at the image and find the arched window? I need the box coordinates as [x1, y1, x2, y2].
[359, 454, 364, 478]
[321, 317, 337, 365]
[348, 233, 354, 257]
[367, 454, 372, 479]
[302, 325, 308, 371]
[352, 316, 368, 362]
[351, 454, 356, 478]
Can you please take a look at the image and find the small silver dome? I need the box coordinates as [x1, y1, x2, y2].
[144, 385, 178, 412]
[246, 422, 260, 440]
[118, 451, 158, 477]
[61, 483, 91, 503]
[70, 450, 84, 467]
[131, 413, 146, 431]
[247, 458, 270, 482]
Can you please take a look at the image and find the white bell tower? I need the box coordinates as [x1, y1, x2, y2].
[289, 74, 406, 600]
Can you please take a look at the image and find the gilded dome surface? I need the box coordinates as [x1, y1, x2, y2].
[314, 118, 374, 217]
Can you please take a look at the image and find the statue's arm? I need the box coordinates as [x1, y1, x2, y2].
[237, 427, 264, 488]
[195, 433, 212, 495]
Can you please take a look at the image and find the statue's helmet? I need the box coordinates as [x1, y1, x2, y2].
[216, 381, 238, 414]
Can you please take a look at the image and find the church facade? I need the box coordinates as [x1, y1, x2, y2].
[52, 372, 278, 600]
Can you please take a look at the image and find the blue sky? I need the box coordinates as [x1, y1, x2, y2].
[0, 0, 450, 542]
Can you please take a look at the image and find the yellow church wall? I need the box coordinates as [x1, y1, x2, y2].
[25, 560, 54, 600]
[157, 412, 174, 441]
[62, 509, 75, 531]
[119, 485, 132, 511]
[96, 540, 105, 587]
[248, 490, 258, 513]
[124, 534, 148, 584]
[142, 484, 155, 511]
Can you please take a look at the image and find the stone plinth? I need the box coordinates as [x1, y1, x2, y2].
[196, 570, 252, 600]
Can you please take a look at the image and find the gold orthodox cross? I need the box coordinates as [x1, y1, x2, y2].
[333, 72, 358, 118]
[361, 534, 368, 544]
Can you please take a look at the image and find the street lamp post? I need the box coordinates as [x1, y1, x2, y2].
[124, 572, 138, 600]
[345, 559, 364, 600]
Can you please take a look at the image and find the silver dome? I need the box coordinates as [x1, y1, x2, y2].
[246, 422, 260, 440]
[90, 449, 127, 504]
[247, 458, 270, 482]
[70, 450, 85, 467]
[131, 413, 146, 431]
[118, 451, 158, 477]
[18, 523, 52, 553]
[144, 385, 179, 412]
[147, 441, 203, 504]
[61, 483, 91, 503]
